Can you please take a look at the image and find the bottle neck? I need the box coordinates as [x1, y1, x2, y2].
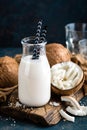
[21, 36, 47, 58]
[22, 44, 46, 57]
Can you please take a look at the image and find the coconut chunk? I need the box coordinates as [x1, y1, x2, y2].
[59, 109, 75, 122]
[66, 106, 86, 116]
[61, 96, 81, 110]
[66, 106, 87, 116]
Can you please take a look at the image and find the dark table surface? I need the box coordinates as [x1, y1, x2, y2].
[0, 48, 87, 130]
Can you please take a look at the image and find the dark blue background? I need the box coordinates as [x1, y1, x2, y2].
[0, 0, 87, 47]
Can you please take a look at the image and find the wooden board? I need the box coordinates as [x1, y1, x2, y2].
[0, 87, 85, 126]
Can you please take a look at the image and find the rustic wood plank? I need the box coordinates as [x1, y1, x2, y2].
[0, 86, 85, 126]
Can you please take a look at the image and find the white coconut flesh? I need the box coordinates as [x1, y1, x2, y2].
[51, 61, 83, 90]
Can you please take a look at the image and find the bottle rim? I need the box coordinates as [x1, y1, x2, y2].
[21, 36, 47, 46]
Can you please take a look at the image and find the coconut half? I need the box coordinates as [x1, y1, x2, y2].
[51, 61, 84, 95]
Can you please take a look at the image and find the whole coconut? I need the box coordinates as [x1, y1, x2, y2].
[46, 43, 71, 67]
[0, 56, 18, 88]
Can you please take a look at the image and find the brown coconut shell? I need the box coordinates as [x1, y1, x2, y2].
[0, 56, 18, 88]
[51, 75, 85, 96]
[71, 54, 87, 82]
[46, 43, 71, 67]
[14, 54, 22, 64]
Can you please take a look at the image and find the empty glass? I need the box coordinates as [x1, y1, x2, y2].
[79, 39, 87, 59]
[65, 23, 87, 54]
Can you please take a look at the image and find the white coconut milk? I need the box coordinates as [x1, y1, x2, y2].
[18, 55, 51, 107]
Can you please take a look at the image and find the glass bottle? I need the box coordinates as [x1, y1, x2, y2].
[18, 36, 51, 107]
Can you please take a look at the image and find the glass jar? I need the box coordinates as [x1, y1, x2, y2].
[18, 36, 51, 107]
[65, 23, 87, 54]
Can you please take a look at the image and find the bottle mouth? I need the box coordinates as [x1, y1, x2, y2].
[21, 36, 47, 46]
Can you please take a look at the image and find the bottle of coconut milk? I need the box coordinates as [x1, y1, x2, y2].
[18, 36, 51, 107]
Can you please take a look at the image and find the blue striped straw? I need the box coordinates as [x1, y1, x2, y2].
[32, 20, 42, 59]
[40, 26, 47, 43]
